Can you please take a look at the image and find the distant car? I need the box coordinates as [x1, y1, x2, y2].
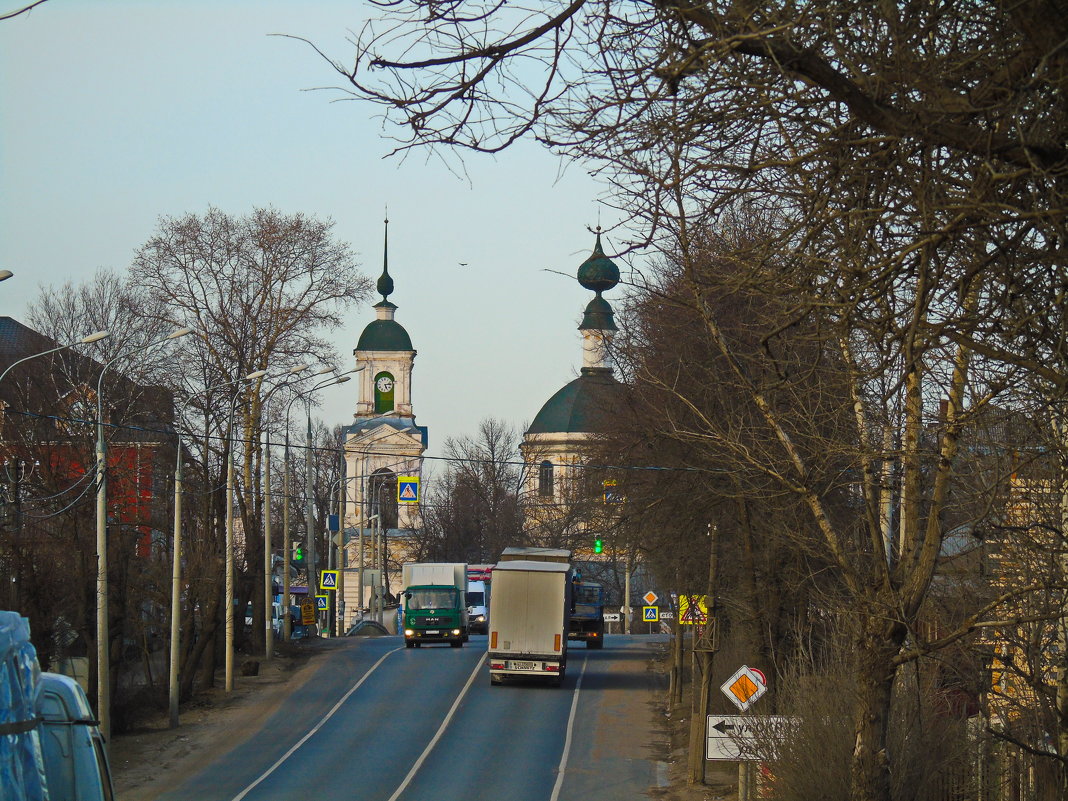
[36, 672, 115, 801]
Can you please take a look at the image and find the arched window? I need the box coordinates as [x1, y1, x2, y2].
[374, 371, 395, 414]
[370, 469, 398, 529]
[538, 460, 554, 497]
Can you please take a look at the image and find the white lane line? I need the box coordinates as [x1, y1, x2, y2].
[386, 652, 486, 801]
[231, 646, 404, 801]
[550, 654, 589, 801]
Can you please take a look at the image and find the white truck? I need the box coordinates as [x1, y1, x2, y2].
[487, 559, 572, 686]
[400, 562, 469, 647]
[466, 564, 492, 634]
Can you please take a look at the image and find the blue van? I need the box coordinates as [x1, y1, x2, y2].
[36, 672, 114, 800]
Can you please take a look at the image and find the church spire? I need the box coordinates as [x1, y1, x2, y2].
[577, 227, 620, 370]
[376, 215, 395, 303]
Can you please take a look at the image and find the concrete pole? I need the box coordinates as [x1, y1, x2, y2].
[168, 437, 183, 728]
[624, 550, 632, 635]
[304, 400, 318, 635]
[95, 426, 110, 744]
[282, 437, 291, 641]
[357, 467, 365, 619]
[224, 439, 235, 692]
[335, 472, 346, 635]
[263, 431, 273, 660]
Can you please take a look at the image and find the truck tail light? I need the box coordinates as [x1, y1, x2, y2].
[490, 662, 505, 670]
[546, 664, 560, 672]
[554, 634, 561, 652]
[491, 631, 498, 649]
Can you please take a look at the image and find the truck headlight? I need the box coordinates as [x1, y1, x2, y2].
[451, 629, 461, 636]
[404, 629, 415, 637]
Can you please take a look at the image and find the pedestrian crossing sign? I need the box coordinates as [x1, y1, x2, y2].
[643, 606, 659, 622]
[678, 595, 709, 625]
[398, 476, 420, 504]
[315, 594, 328, 611]
[320, 570, 339, 591]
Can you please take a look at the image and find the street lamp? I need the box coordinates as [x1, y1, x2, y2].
[0, 270, 12, 282]
[96, 326, 192, 744]
[283, 369, 362, 634]
[258, 364, 317, 661]
[0, 329, 109, 386]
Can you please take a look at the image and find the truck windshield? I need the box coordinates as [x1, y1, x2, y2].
[465, 591, 485, 606]
[407, 589, 457, 610]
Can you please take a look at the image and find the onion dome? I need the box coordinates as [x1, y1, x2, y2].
[577, 231, 620, 295]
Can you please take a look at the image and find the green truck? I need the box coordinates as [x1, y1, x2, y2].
[401, 562, 469, 648]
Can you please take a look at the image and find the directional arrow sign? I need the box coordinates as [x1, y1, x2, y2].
[706, 715, 793, 761]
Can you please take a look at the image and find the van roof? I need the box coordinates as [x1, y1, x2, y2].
[36, 672, 96, 723]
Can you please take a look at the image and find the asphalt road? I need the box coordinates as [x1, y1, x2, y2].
[159, 633, 669, 801]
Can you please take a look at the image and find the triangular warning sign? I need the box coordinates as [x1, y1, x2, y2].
[399, 484, 417, 500]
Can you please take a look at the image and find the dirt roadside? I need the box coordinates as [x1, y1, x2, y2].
[110, 638, 339, 801]
[109, 637, 734, 801]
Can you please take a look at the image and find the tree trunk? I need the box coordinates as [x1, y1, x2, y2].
[849, 620, 901, 801]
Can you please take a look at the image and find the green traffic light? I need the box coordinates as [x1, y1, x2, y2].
[594, 538, 603, 554]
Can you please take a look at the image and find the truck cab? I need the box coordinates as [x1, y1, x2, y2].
[403, 585, 466, 647]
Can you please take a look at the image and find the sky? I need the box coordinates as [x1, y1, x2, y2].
[0, 0, 624, 462]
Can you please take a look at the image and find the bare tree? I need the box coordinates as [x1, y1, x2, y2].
[317, 4, 1068, 797]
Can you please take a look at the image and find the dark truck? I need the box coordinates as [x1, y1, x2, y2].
[569, 580, 605, 648]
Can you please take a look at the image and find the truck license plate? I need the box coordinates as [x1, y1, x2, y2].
[511, 661, 536, 670]
[426, 630, 440, 634]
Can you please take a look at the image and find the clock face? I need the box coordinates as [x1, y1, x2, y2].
[376, 376, 394, 393]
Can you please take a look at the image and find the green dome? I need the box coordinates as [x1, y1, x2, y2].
[356, 313, 413, 351]
[577, 232, 620, 294]
[526, 367, 622, 435]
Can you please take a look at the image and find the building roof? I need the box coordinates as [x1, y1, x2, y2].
[526, 367, 622, 435]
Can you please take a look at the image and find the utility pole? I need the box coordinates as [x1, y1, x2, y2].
[304, 399, 318, 635]
[688, 522, 719, 785]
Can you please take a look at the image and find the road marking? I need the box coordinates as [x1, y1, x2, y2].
[550, 654, 589, 801]
[231, 646, 404, 801]
[386, 653, 486, 801]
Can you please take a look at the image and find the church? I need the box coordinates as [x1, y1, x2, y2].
[520, 231, 624, 552]
[340, 220, 428, 624]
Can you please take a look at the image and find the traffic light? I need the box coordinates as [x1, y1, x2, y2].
[593, 538, 604, 554]
[292, 542, 305, 565]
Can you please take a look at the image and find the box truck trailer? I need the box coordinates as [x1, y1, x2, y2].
[488, 560, 572, 686]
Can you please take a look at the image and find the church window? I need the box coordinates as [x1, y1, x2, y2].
[374, 371, 395, 414]
[538, 460, 554, 497]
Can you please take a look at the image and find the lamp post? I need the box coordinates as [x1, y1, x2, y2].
[284, 369, 361, 634]
[258, 364, 316, 660]
[96, 326, 191, 744]
[0, 329, 109, 386]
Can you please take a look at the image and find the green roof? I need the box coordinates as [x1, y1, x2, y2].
[526, 367, 622, 435]
[356, 317, 413, 351]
